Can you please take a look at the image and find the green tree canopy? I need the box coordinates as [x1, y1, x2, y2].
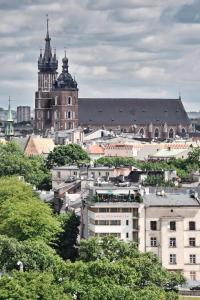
[0, 271, 71, 300]
[55, 212, 80, 261]
[46, 144, 90, 169]
[0, 178, 61, 242]
[0, 141, 51, 189]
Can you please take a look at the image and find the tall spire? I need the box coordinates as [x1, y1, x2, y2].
[38, 16, 58, 72]
[44, 14, 52, 61]
[5, 96, 14, 140]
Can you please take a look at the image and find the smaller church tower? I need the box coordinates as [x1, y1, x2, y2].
[35, 16, 58, 133]
[5, 97, 14, 140]
[52, 51, 78, 130]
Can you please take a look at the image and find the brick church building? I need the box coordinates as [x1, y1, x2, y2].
[35, 21, 191, 139]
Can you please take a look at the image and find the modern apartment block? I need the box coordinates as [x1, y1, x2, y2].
[82, 185, 200, 281]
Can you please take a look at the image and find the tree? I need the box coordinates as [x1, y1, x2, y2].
[0, 141, 51, 190]
[46, 144, 90, 169]
[0, 271, 71, 300]
[0, 178, 61, 242]
[55, 212, 80, 261]
[0, 235, 65, 275]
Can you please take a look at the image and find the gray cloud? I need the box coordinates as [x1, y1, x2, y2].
[0, 0, 199, 111]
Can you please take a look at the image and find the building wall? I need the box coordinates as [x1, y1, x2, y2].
[146, 206, 200, 281]
[52, 167, 80, 188]
[17, 106, 31, 123]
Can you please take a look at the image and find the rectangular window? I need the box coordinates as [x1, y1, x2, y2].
[99, 208, 109, 213]
[74, 171, 77, 176]
[150, 237, 157, 247]
[133, 219, 138, 230]
[189, 221, 196, 231]
[169, 237, 176, 248]
[190, 254, 196, 264]
[189, 237, 196, 247]
[150, 221, 157, 231]
[110, 220, 121, 226]
[95, 220, 109, 226]
[105, 172, 109, 177]
[132, 208, 139, 217]
[169, 254, 177, 264]
[98, 172, 101, 176]
[190, 271, 196, 281]
[110, 208, 120, 213]
[126, 220, 129, 226]
[57, 171, 61, 179]
[170, 221, 176, 231]
[122, 208, 132, 213]
[126, 232, 129, 238]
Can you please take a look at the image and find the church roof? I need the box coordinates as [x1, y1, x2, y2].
[78, 98, 190, 126]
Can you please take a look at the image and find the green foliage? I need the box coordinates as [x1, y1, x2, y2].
[61, 236, 185, 300]
[0, 178, 61, 242]
[55, 212, 80, 261]
[46, 144, 90, 169]
[144, 175, 175, 187]
[0, 271, 71, 300]
[96, 149, 200, 184]
[0, 235, 64, 274]
[0, 141, 51, 190]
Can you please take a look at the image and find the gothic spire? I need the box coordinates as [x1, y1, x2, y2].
[5, 96, 14, 140]
[43, 15, 52, 61]
[38, 16, 58, 73]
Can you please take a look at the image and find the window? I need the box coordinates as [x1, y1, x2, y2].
[105, 172, 109, 177]
[67, 111, 71, 119]
[54, 96, 58, 106]
[150, 221, 157, 231]
[122, 208, 132, 213]
[67, 96, 72, 105]
[126, 232, 129, 238]
[169, 237, 176, 247]
[170, 221, 176, 231]
[169, 254, 177, 264]
[189, 221, 196, 231]
[169, 128, 174, 139]
[150, 237, 157, 247]
[190, 254, 196, 264]
[74, 171, 77, 176]
[99, 208, 109, 213]
[132, 208, 139, 217]
[154, 128, 159, 138]
[126, 220, 129, 226]
[98, 172, 101, 176]
[190, 271, 196, 281]
[110, 208, 120, 213]
[133, 219, 138, 230]
[57, 171, 61, 179]
[189, 238, 196, 247]
[47, 110, 50, 119]
[96, 220, 109, 225]
[110, 220, 121, 225]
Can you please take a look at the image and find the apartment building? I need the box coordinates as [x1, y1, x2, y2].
[82, 186, 200, 281]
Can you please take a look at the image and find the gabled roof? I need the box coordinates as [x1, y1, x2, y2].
[24, 136, 55, 156]
[88, 144, 104, 155]
[78, 98, 190, 126]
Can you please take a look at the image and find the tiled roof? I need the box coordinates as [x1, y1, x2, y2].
[24, 136, 55, 156]
[88, 144, 104, 154]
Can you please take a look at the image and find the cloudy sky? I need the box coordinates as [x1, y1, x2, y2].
[0, 0, 200, 111]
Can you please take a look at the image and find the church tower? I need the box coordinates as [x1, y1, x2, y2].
[35, 17, 58, 133]
[52, 51, 78, 131]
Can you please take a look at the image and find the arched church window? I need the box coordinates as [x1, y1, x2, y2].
[154, 128, 159, 138]
[67, 96, 72, 105]
[67, 111, 72, 119]
[139, 128, 144, 137]
[169, 128, 174, 139]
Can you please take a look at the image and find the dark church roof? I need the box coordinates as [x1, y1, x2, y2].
[78, 98, 190, 126]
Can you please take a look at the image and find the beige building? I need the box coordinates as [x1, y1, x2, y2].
[82, 187, 200, 281]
